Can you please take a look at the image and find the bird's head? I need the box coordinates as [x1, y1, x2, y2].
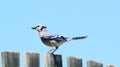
[32, 24, 47, 32]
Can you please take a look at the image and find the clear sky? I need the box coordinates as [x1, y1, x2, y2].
[0, 0, 120, 67]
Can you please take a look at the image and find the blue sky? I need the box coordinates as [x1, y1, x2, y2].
[0, 0, 120, 67]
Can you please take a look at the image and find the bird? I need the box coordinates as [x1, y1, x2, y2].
[32, 24, 87, 54]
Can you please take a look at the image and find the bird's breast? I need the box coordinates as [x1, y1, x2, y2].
[41, 38, 51, 46]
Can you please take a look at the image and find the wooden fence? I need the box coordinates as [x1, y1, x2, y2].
[1, 52, 115, 67]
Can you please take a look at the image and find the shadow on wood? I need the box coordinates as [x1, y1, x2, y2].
[44, 53, 62, 67]
[24, 52, 40, 67]
[87, 60, 103, 67]
[67, 56, 82, 67]
[1, 52, 19, 67]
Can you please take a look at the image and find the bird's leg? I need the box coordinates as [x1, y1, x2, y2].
[47, 46, 58, 54]
[51, 46, 58, 54]
[47, 48, 54, 53]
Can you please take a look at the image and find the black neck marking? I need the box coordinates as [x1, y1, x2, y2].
[40, 26, 47, 31]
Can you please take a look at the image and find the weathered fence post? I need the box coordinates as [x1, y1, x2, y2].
[1, 52, 19, 67]
[106, 65, 115, 67]
[87, 60, 103, 67]
[67, 56, 82, 67]
[24, 52, 40, 67]
[44, 53, 62, 67]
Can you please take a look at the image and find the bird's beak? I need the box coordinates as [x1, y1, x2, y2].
[31, 27, 36, 29]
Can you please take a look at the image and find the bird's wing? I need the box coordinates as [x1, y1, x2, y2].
[42, 35, 67, 41]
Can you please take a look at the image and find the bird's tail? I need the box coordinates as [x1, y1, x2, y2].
[72, 36, 88, 40]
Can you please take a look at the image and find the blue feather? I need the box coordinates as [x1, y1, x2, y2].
[42, 35, 65, 41]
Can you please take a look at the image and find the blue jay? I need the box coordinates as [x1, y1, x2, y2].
[32, 24, 87, 54]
